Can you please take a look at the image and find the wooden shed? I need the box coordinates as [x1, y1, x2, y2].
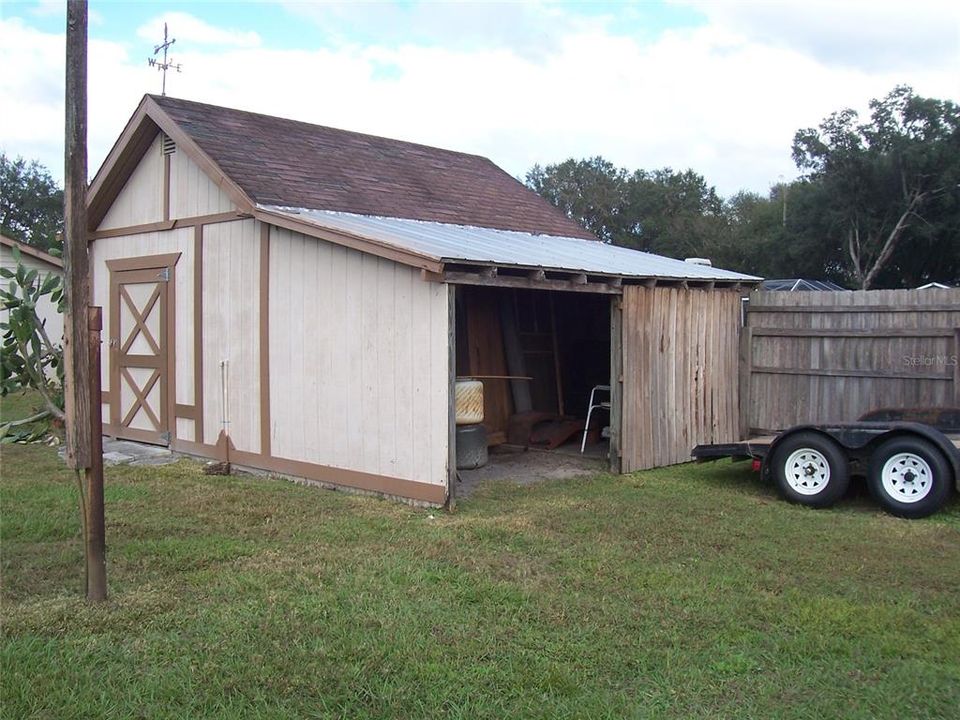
[87, 95, 758, 505]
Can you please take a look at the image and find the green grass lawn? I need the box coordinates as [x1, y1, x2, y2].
[2, 394, 959, 719]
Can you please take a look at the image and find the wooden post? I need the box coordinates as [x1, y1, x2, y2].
[446, 284, 457, 512]
[63, 0, 91, 470]
[738, 326, 753, 440]
[609, 295, 623, 474]
[86, 307, 106, 600]
[65, 0, 106, 602]
[548, 293, 565, 417]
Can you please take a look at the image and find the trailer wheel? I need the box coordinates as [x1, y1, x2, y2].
[771, 432, 850, 508]
[867, 437, 952, 519]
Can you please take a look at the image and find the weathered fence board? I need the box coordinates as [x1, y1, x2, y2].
[743, 288, 960, 434]
[622, 286, 741, 471]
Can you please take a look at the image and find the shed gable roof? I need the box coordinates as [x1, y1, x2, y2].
[90, 94, 593, 240]
[0, 234, 63, 270]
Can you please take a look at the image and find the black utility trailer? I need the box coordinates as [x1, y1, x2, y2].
[692, 408, 960, 518]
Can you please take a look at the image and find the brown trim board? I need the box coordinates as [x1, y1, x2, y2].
[107, 252, 181, 272]
[175, 404, 198, 420]
[168, 436, 446, 504]
[254, 208, 443, 274]
[237, 451, 448, 505]
[144, 96, 254, 214]
[166, 262, 177, 442]
[89, 211, 250, 240]
[446, 284, 457, 510]
[87, 95, 256, 231]
[193, 225, 204, 443]
[87, 101, 158, 229]
[0, 234, 64, 268]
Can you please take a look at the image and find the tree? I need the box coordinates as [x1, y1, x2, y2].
[525, 158, 729, 259]
[0, 155, 64, 253]
[526, 157, 631, 243]
[792, 86, 960, 289]
[625, 168, 727, 258]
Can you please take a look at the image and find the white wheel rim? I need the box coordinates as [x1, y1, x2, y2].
[881, 452, 933, 504]
[784, 448, 831, 495]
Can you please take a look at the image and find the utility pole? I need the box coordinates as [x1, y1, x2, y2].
[64, 0, 106, 602]
[148, 22, 181, 96]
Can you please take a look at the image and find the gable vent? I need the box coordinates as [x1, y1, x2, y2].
[161, 133, 177, 156]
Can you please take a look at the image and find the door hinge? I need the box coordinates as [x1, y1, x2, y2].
[157, 267, 170, 282]
[160, 431, 172, 445]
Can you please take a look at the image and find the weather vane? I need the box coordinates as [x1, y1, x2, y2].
[147, 23, 182, 96]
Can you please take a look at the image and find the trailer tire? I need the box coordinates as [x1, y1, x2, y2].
[867, 437, 952, 519]
[771, 432, 850, 508]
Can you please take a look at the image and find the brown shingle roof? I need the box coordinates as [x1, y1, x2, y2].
[150, 95, 596, 240]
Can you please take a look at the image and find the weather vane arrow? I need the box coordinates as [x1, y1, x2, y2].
[147, 22, 182, 96]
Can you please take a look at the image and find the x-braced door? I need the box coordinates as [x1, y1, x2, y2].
[110, 266, 172, 445]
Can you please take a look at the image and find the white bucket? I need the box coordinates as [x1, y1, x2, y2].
[455, 380, 484, 425]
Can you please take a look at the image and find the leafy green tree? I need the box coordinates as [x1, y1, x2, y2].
[525, 159, 728, 258]
[792, 86, 960, 288]
[0, 155, 64, 253]
[526, 157, 631, 243]
[625, 168, 727, 258]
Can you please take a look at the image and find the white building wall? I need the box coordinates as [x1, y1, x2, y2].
[169, 146, 235, 219]
[269, 226, 449, 487]
[98, 134, 165, 230]
[201, 219, 261, 454]
[0, 243, 65, 350]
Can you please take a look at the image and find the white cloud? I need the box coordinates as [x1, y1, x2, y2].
[673, 0, 960, 72]
[136, 12, 261, 49]
[2, 6, 957, 198]
[280, 0, 586, 60]
[29, 0, 62, 18]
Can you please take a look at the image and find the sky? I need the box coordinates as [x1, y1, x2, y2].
[1, 0, 958, 198]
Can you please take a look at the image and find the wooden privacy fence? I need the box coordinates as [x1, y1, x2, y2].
[621, 286, 742, 471]
[741, 288, 960, 435]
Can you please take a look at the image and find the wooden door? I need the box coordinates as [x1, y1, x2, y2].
[110, 267, 171, 445]
[621, 286, 741, 472]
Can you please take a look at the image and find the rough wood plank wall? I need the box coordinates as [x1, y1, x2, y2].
[745, 288, 960, 433]
[462, 287, 512, 443]
[621, 286, 741, 471]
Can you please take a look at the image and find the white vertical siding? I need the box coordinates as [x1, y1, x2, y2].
[269, 227, 449, 487]
[0, 245, 64, 347]
[176, 417, 195, 441]
[169, 147, 235, 219]
[201, 219, 260, 453]
[98, 135, 164, 230]
[89, 227, 194, 435]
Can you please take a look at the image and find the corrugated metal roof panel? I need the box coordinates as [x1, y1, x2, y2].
[262, 206, 760, 283]
[761, 278, 847, 291]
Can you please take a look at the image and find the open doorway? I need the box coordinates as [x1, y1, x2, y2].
[454, 285, 614, 492]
